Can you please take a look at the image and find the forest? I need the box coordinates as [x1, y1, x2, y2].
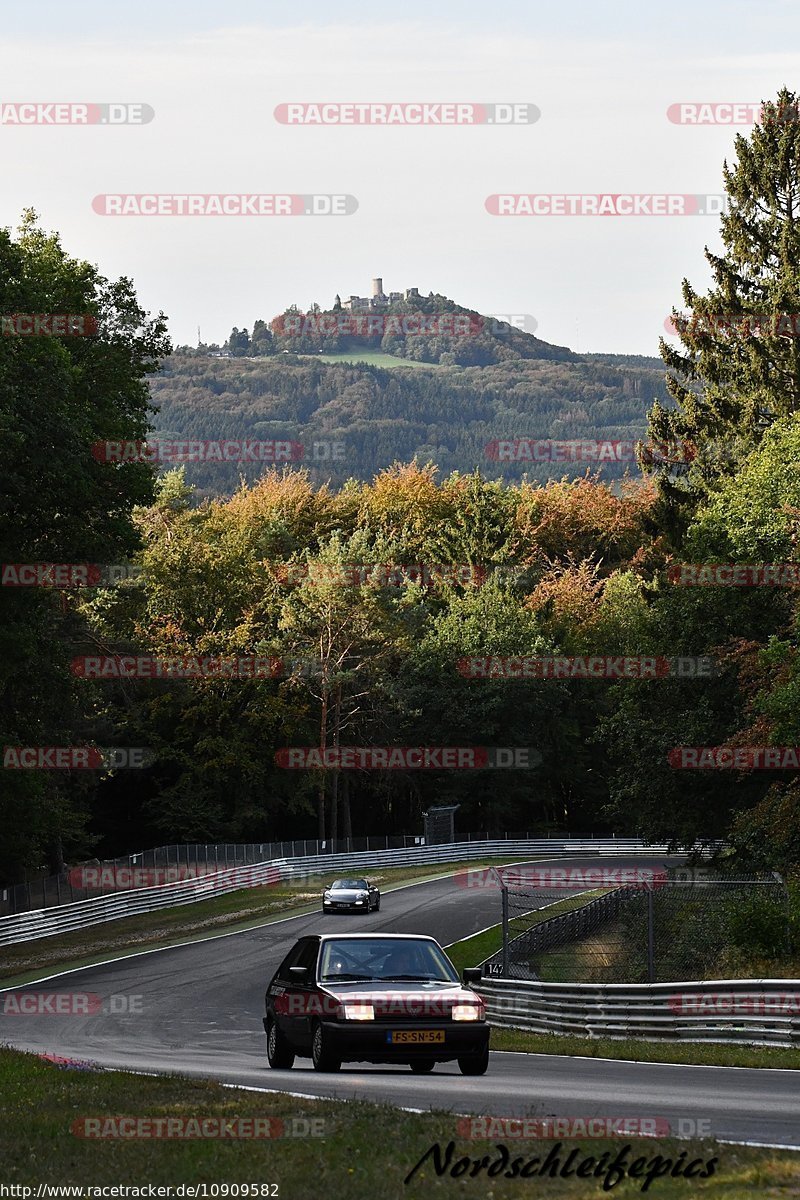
[4, 91, 800, 888]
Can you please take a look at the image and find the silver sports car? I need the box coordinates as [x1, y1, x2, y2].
[322, 877, 380, 913]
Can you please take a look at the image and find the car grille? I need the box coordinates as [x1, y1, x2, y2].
[370, 1005, 456, 1023]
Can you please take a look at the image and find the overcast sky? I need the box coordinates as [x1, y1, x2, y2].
[3, 0, 800, 355]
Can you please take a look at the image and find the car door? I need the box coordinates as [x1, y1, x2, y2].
[270, 937, 320, 1048]
[286, 937, 322, 1050]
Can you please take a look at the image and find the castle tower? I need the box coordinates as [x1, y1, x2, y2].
[372, 277, 384, 297]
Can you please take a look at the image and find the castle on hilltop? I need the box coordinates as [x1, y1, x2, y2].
[338, 278, 419, 313]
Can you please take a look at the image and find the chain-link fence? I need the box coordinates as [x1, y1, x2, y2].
[0, 829, 591, 916]
[484, 869, 790, 983]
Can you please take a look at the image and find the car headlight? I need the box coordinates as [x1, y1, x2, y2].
[341, 1002, 375, 1021]
[451, 1003, 483, 1022]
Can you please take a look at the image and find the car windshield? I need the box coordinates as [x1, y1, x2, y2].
[331, 879, 368, 890]
[319, 938, 459, 983]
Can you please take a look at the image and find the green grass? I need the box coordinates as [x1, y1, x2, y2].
[0, 858, 527, 987]
[0, 1048, 796, 1198]
[490, 1028, 800, 1070]
[444, 890, 608, 975]
[301, 351, 440, 369]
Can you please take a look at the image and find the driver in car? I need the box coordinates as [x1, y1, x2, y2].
[383, 944, 422, 978]
[325, 954, 348, 977]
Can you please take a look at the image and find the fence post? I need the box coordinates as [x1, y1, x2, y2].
[647, 889, 656, 983]
[501, 885, 509, 977]
[774, 872, 791, 955]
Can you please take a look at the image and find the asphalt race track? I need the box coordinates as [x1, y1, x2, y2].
[2, 857, 798, 1149]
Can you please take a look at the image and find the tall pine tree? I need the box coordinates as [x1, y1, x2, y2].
[647, 89, 800, 511]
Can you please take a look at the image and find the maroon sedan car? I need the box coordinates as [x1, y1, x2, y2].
[263, 932, 489, 1074]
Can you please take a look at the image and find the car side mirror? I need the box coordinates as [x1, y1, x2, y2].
[288, 966, 309, 980]
[462, 967, 482, 985]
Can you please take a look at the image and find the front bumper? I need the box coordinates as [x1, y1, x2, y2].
[322, 900, 370, 911]
[319, 1020, 489, 1062]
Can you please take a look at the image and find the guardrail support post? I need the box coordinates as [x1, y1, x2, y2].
[502, 885, 509, 977]
[647, 889, 655, 983]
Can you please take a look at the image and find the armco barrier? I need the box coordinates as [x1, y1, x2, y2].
[0, 838, 705, 946]
[475, 977, 800, 1048]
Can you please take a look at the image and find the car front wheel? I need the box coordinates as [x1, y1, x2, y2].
[266, 1018, 295, 1069]
[458, 1044, 489, 1075]
[311, 1022, 342, 1072]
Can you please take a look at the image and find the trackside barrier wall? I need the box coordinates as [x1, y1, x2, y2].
[475, 976, 800, 1048]
[0, 839, 712, 946]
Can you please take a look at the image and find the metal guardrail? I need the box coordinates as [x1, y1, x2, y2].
[0, 838, 697, 947]
[475, 976, 800, 1048]
[1, 831, 672, 916]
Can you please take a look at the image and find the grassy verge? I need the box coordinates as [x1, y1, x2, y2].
[444, 890, 608, 975]
[301, 351, 440, 369]
[489, 1027, 800, 1070]
[0, 1048, 795, 1198]
[0, 858, 525, 986]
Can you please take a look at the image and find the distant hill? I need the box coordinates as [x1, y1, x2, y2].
[149, 360, 668, 502]
[205, 291, 582, 369]
[149, 293, 669, 497]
